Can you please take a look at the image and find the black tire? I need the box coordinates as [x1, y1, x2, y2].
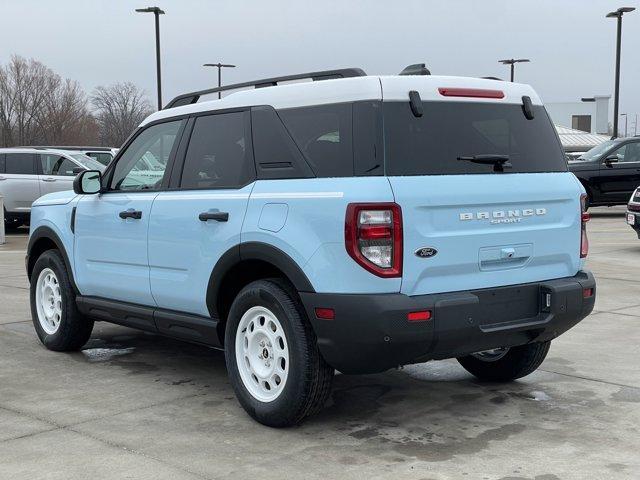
[457, 341, 550, 382]
[4, 215, 22, 230]
[224, 279, 334, 427]
[30, 249, 94, 351]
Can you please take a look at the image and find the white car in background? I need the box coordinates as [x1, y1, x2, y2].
[31, 146, 118, 166]
[0, 148, 105, 229]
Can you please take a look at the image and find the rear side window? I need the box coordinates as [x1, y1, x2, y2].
[40, 154, 77, 176]
[384, 102, 567, 175]
[0, 154, 5, 173]
[5, 153, 35, 174]
[87, 152, 113, 165]
[278, 103, 353, 177]
[251, 106, 314, 180]
[180, 111, 255, 189]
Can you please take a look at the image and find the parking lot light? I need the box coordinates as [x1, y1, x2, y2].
[203, 63, 236, 99]
[498, 58, 530, 82]
[135, 6, 165, 110]
[606, 7, 635, 138]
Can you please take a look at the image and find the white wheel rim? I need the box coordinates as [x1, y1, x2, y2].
[235, 306, 289, 402]
[35, 268, 62, 335]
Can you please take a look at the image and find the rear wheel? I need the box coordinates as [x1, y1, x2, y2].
[30, 250, 94, 351]
[225, 279, 334, 427]
[457, 341, 550, 382]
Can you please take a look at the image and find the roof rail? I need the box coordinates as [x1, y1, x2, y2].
[15, 145, 114, 151]
[164, 67, 367, 109]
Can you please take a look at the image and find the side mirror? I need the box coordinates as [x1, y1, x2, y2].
[604, 154, 619, 167]
[73, 170, 102, 194]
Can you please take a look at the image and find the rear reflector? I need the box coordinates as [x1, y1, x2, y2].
[407, 310, 432, 322]
[314, 308, 335, 320]
[583, 288, 594, 299]
[438, 87, 505, 99]
[580, 194, 589, 258]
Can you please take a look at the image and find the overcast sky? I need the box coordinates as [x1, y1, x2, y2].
[1, 0, 639, 128]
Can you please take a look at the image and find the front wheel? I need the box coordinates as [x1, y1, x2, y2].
[225, 279, 334, 427]
[30, 250, 94, 351]
[457, 341, 550, 382]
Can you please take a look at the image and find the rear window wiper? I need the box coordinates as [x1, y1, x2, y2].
[457, 154, 512, 172]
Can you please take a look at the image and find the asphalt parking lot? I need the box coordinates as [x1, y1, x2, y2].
[1, 207, 639, 480]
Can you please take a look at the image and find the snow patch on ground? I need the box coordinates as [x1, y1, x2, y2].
[529, 390, 551, 401]
[82, 347, 135, 362]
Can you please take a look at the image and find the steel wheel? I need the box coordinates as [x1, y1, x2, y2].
[35, 268, 62, 335]
[235, 306, 289, 402]
[471, 347, 510, 362]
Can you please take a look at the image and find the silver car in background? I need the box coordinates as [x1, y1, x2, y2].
[0, 148, 105, 229]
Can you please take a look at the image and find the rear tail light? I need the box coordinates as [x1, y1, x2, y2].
[580, 193, 589, 258]
[345, 203, 402, 277]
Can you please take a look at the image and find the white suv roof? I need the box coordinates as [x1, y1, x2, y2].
[142, 73, 542, 128]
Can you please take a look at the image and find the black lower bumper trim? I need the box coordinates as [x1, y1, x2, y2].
[300, 271, 596, 374]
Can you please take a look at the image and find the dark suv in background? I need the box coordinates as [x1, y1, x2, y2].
[569, 137, 640, 208]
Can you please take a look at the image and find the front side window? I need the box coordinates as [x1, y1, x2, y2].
[110, 120, 183, 191]
[5, 153, 35, 175]
[180, 111, 254, 189]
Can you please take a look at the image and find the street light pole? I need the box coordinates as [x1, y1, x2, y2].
[621, 113, 628, 137]
[203, 63, 236, 99]
[498, 58, 530, 82]
[136, 6, 165, 110]
[606, 7, 635, 138]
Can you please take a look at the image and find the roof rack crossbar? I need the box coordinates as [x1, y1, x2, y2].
[165, 67, 366, 109]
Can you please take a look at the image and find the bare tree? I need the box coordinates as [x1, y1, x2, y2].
[92, 82, 153, 147]
[0, 55, 99, 146]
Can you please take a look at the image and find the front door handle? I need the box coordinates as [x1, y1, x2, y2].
[119, 209, 142, 220]
[42, 177, 56, 182]
[199, 211, 229, 222]
[0, 176, 5, 181]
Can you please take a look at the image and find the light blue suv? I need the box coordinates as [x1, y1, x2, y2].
[26, 68, 596, 427]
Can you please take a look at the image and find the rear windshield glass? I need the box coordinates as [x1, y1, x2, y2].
[384, 101, 567, 175]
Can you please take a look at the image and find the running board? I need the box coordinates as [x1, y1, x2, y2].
[76, 296, 222, 348]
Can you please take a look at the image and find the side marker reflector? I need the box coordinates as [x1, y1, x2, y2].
[315, 308, 335, 320]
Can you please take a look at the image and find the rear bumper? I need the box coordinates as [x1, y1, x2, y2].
[300, 270, 596, 374]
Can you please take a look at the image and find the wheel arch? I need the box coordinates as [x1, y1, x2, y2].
[27, 226, 78, 293]
[207, 242, 315, 343]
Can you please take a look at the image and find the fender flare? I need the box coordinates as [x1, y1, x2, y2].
[27, 226, 78, 293]
[206, 242, 315, 318]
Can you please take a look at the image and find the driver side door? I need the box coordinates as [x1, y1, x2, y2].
[74, 119, 185, 306]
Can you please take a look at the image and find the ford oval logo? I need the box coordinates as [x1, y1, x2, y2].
[415, 247, 437, 258]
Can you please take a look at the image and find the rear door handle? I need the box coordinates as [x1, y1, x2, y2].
[42, 177, 56, 182]
[0, 176, 5, 181]
[119, 209, 142, 220]
[199, 211, 229, 222]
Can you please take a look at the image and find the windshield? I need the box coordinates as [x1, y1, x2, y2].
[578, 140, 617, 161]
[384, 102, 567, 175]
[71, 154, 106, 172]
